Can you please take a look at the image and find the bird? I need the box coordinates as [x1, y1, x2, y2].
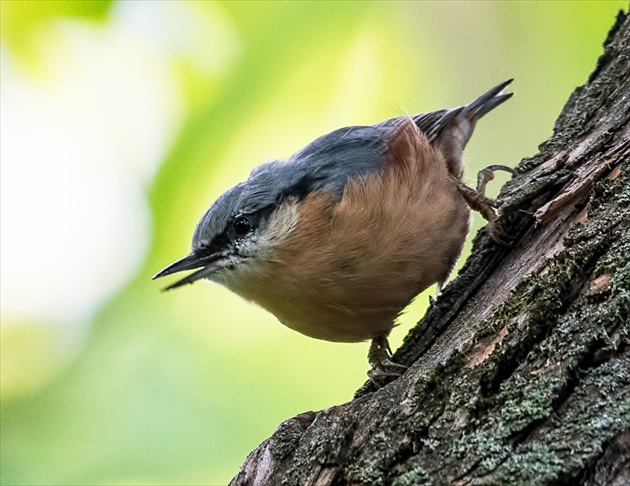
[153, 80, 516, 380]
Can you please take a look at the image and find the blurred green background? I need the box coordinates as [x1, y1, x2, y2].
[1, 1, 625, 484]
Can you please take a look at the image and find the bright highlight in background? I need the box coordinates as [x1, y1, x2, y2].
[1, 20, 177, 325]
[0, 1, 238, 396]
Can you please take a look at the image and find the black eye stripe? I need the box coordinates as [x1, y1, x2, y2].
[202, 207, 274, 252]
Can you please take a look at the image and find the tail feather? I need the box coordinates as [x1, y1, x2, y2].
[406, 79, 513, 143]
[462, 79, 514, 119]
[377, 80, 514, 177]
[434, 79, 514, 177]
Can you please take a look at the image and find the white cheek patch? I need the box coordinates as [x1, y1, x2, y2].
[259, 201, 299, 248]
[211, 202, 300, 288]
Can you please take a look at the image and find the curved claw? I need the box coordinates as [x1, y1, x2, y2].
[454, 164, 519, 248]
[476, 164, 517, 195]
[482, 164, 518, 177]
[367, 335, 408, 386]
[368, 369, 404, 386]
[381, 359, 408, 370]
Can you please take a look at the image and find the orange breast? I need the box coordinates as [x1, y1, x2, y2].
[234, 121, 470, 342]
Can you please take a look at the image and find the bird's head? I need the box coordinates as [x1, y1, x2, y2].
[152, 160, 311, 291]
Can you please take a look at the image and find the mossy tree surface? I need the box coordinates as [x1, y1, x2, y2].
[233, 12, 630, 486]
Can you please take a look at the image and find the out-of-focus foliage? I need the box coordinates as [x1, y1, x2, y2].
[1, 1, 625, 484]
[1, 0, 111, 74]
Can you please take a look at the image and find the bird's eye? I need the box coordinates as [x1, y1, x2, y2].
[233, 216, 252, 236]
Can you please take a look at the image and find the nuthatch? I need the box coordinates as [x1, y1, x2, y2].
[153, 80, 516, 379]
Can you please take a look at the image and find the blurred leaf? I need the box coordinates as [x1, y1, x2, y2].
[1, 1, 111, 70]
[1, 321, 67, 396]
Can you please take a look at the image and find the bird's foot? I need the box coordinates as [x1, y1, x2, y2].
[453, 164, 517, 246]
[367, 335, 408, 386]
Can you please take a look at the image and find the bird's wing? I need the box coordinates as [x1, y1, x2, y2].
[246, 80, 514, 207]
[249, 125, 392, 203]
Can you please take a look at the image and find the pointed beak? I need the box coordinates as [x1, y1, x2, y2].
[152, 251, 222, 291]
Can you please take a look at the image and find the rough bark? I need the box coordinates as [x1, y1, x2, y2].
[232, 11, 630, 486]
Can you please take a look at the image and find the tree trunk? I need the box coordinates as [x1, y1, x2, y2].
[232, 11, 630, 486]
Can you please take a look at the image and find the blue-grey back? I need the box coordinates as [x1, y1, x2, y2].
[193, 125, 394, 247]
